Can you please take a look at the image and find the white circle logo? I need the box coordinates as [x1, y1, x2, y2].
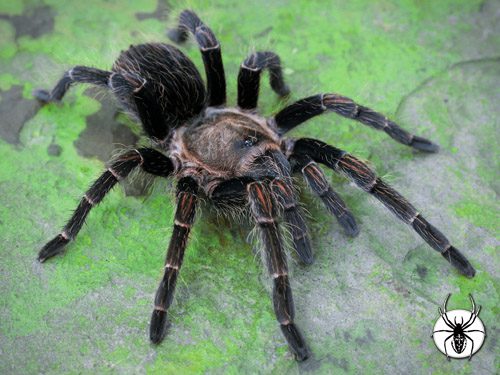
[432, 294, 486, 360]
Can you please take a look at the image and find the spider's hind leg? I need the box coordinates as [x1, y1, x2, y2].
[33, 66, 111, 103]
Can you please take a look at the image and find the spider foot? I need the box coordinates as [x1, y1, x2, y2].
[410, 136, 439, 153]
[441, 246, 476, 278]
[38, 234, 70, 262]
[167, 28, 185, 44]
[276, 83, 291, 98]
[281, 323, 310, 361]
[150, 309, 169, 344]
[295, 235, 314, 265]
[32, 89, 54, 104]
[338, 211, 360, 237]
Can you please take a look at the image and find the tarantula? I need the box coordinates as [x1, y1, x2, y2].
[35, 10, 475, 361]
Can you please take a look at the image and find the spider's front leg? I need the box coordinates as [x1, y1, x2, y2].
[271, 179, 313, 264]
[237, 51, 290, 110]
[33, 66, 111, 103]
[168, 9, 226, 106]
[38, 148, 174, 262]
[248, 180, 309, 361]
[150, 177, 198, 343]
[289, 138, 476, 277]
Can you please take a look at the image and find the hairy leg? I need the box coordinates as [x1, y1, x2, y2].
[290, 154, 358, 237]
[108, 72, 171, 142]
[237, 51, 290, 109]
[289, 137, 475, 277]
[248, 181, 309, 360]
[271, 179, 313, 264]
[33, 66, 111, 103]
[168, 9, 226, 106]
[38, 148, 174, 262]
[150, 177, 199, 343]
[274, 93, 438, 152]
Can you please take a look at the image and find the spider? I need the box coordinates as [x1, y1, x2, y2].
[34, 10, 476, 361]
[432, 294, 485, 360]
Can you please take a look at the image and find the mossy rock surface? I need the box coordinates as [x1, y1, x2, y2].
[0, 1, 498, 373]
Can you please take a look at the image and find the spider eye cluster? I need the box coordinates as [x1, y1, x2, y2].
[244, 136, 258, 147]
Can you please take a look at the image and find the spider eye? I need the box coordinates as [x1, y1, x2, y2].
[243, 136, 258, 147]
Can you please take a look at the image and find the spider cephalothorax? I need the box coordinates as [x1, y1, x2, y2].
[35, 10, 476, 361]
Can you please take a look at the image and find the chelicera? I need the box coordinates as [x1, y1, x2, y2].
[35, 10, 476, 361]
[433, 294, 485, 360]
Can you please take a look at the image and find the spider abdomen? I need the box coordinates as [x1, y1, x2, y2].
[112, 43, 206, 140]
[452, 329, 467, 353]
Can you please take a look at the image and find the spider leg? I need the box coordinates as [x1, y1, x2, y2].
[248, 181, 309, 361]
[108, 72, 170, 142]
[432, 329, 454, 334]
[290, 154, 359, 237]
[463, 329, 485, 334]
[168, 9, 226, 106]
[463, 296, 481, 329]
[274, 93, 439, 152]
[32, 66, 111, 103]
[289, 137, 476, 277]
[264, 150, 314, 265]
[150, 177, 198, 343]
[211, 175, 314, 264]
[443, 333, 454, 360]
[38, 148, 174, 262]
[271, 178, 314, 265]
[237, 51, 290, 110]
[464, 333, 475, 360]
[469, 294, 480, 315]
[439, 310, 456, 330]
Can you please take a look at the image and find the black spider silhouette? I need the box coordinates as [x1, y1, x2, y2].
[432, 294, 485, 360]
[34, 10, 476, 361]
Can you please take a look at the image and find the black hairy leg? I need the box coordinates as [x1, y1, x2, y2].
[38, 148, 175, 262]
[32, 66, 111, 103]
[248, 181, 309, 361]
[168, 9, 226, 106]
[210, 177, 253, 209]
[108, 72, 170, 141]
[275, 93, 439, 152]
[290, 154, 359, 237]
[150, 177, 198, 343]
[237, 51, 290, 110]
[290, 138, 475, 277]
[253, 149, 314, 264]
[271, 179, 313, 264]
